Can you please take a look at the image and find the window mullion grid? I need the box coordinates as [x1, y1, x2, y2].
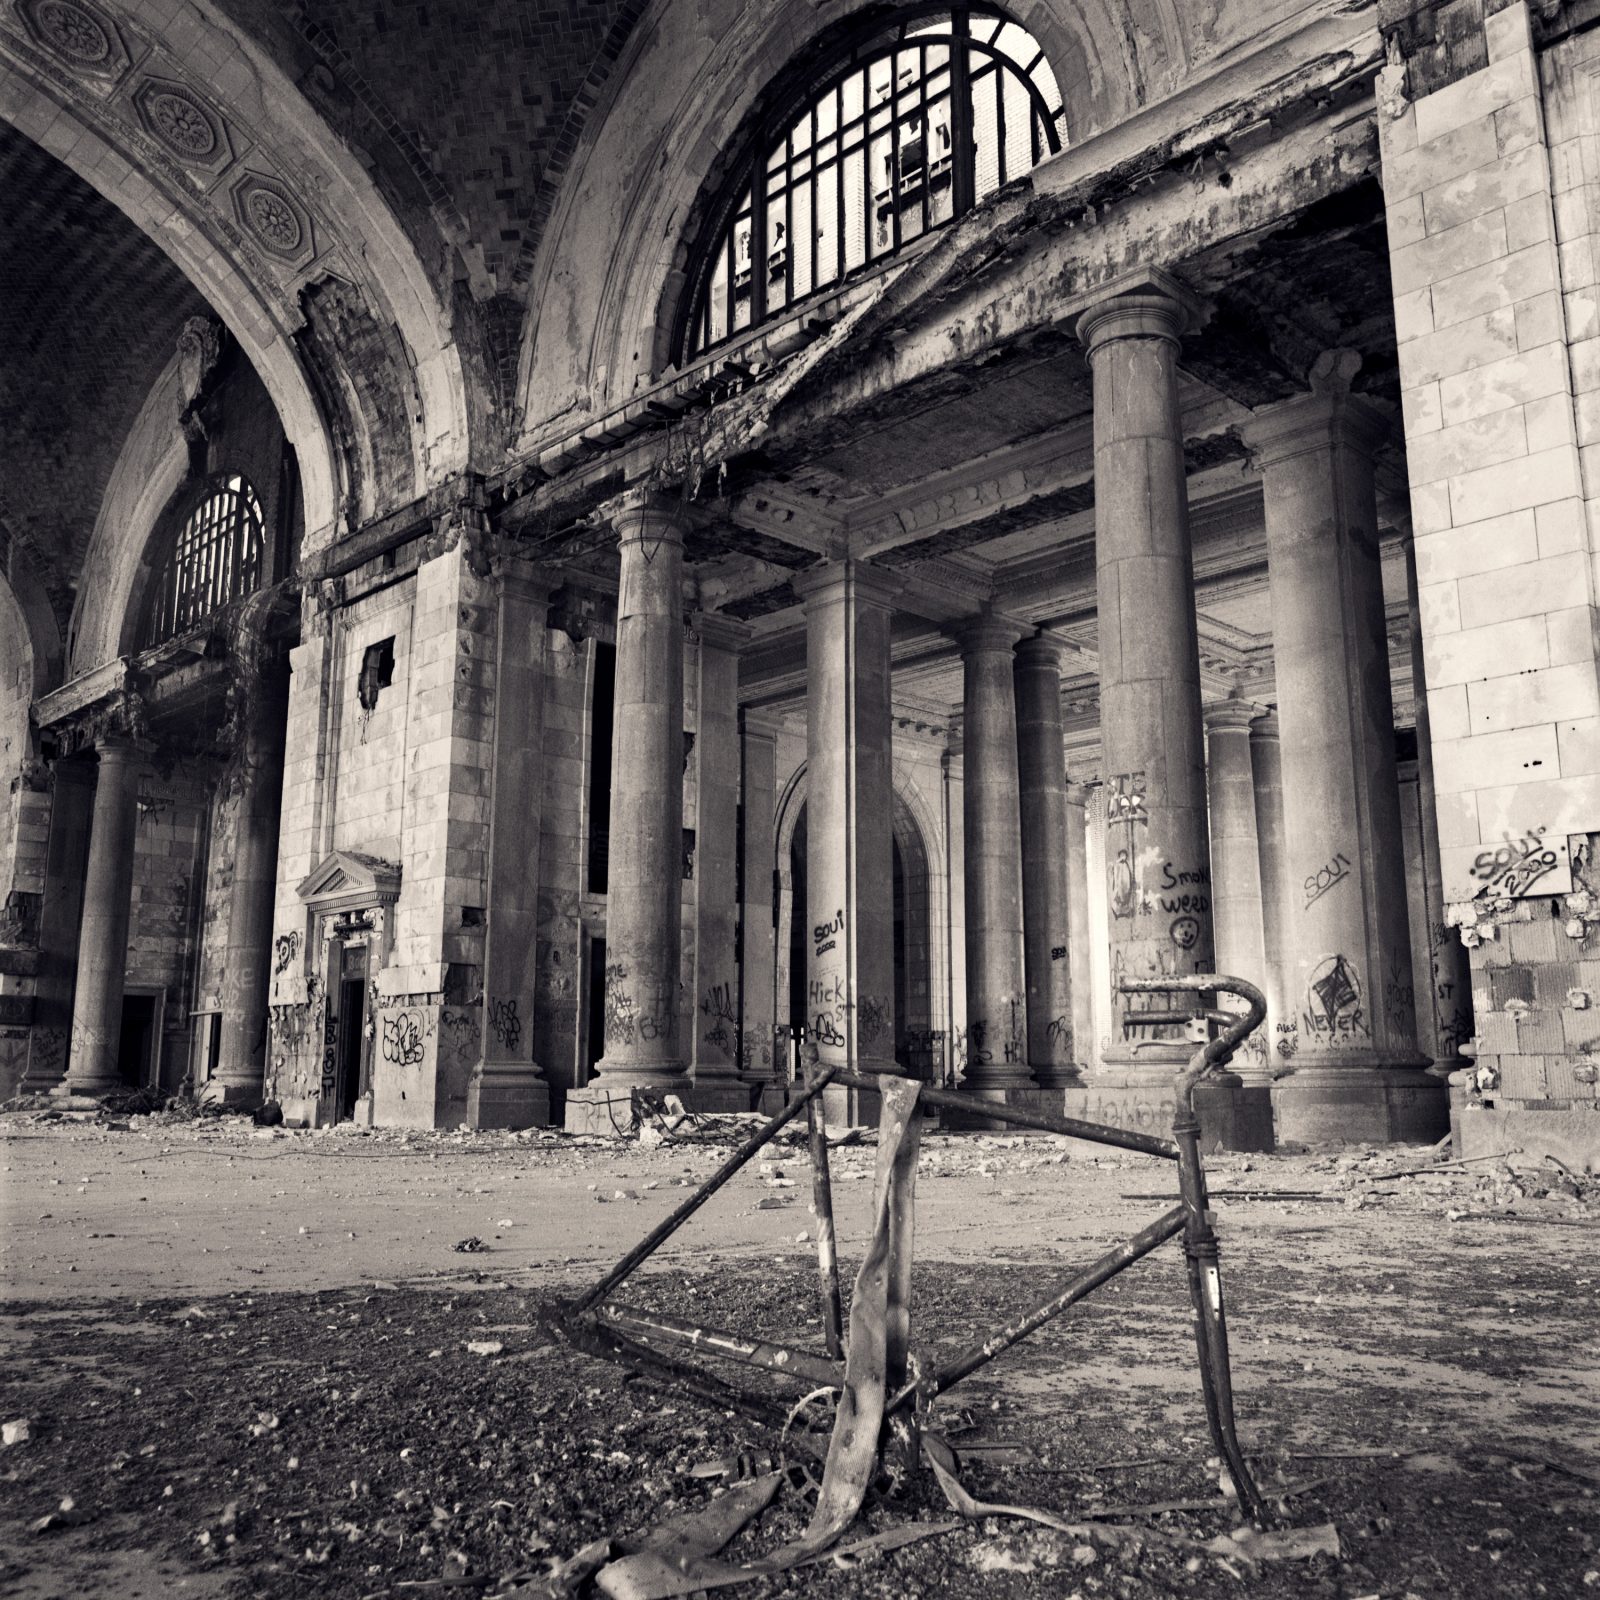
[919, 42, 931, 238]
[805, 102, 816, 295]
[951, 8, 975, 217]
[889, 45, 903, 256]
[751, 143, 770, 328]
[835, 82, 847, 284]
[994, 48, 1009, 186]
[784, 134, 794, 308]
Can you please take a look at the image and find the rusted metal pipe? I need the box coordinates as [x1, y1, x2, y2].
[931, 1204, 1187, 1393]
[828, 1069, 1179, 1160]
[802, 1047, 845, 1361]
[593, 1301, 844, 1389]
[570, 1062, 839, 1315]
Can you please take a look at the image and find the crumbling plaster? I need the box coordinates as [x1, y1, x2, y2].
[514, 0, 1380, 455]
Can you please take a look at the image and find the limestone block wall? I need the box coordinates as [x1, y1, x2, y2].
[1384, 3, 1600, 1113]
[266, 544, 505, 1126]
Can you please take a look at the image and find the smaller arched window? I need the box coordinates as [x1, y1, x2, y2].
[679, 6, 1065, 361]
[139, 474, 265, 649]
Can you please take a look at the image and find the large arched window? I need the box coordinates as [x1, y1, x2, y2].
[139, 474, 265, 649]
[679, 6, 1064, 361]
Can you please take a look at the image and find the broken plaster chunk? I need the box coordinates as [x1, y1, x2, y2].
[3, 1419, 31, 1446]
[1570, 989, 1592, 1010]
[1567, 919, 1589, 940]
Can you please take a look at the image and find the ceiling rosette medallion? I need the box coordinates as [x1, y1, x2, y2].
[132, 76, 234, 174]
[14, 0, 129, 82]
[230, 170, 315, 268]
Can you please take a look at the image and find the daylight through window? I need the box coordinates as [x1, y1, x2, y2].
[679, 5, 1064, 360]
[140, 474, 265, 649]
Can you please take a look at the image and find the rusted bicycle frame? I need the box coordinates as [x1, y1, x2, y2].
[547, 975, 1273, 1525]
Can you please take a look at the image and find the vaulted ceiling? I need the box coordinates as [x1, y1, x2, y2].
[0, 121, 206, 625]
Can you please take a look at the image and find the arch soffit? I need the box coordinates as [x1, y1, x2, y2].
[0, 0, 471, 542]
[68, 353, 190, 676]
[514, 0, 1189, 439]
[772, 757, 942, 887]
[0, 551, 63, 702]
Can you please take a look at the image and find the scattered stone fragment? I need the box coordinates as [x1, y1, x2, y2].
[3, 1418, 31, 1446]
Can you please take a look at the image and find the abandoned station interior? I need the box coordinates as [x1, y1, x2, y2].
[5, 0, 1600, 1170]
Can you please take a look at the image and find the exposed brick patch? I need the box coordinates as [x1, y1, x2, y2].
[220, 0, 643, 299]
[1380, 0, 1492, 99]
[0, 123, 206, 626]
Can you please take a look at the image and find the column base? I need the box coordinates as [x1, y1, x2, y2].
[467, 1064, 550, 1130]
[943, 1084, 1067, 1131]
[1031, 1065, 1086, 1089]
[686, 1075, 760, 1114]
[49, 1077, 123, 1103]
[1270, 1066, 1448, 1146]
[1062, 1075, 1275, 1154]
[199, 1077, 264, 1111]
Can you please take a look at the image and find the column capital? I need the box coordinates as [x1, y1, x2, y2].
[694, 611, 754, 655]
[492, 556, 559, 609]
[739, 706, 784, 741]
[92, 732, 149, 767]
[1248, 709, 1280, 741]
[1237, 351, 1388, 469]
[953, 612, 1029, 658]
[1074, 270, 1205, 356]
[1203, 698, 1265, 733]
[600, 485, 690, 546]
[792, 558, 900, 613]
[1013, 631, 1067, 673]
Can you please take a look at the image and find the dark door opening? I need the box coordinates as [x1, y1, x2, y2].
[118, 994, 157, 1088]
[336, 979, 365, 1121]
[335, 943, 370, 1122]
[586, 934, 607, 1080]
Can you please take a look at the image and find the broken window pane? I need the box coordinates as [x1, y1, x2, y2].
[680, 5, 1065, 360]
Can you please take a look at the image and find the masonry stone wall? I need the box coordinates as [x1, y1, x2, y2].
[1385, 1, 1600, 1118]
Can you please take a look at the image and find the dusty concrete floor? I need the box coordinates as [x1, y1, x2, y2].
[3, 1110, 1599, 1598]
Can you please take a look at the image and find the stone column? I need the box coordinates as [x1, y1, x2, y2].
[739, 710, 779, 1097]
[794, 561, 899, 1119]
[691, 613, 753, 1110]
[1241, 354, 1441, 1143]
[26, 756, 96, 1090]
[1249, 712, 1294, 1076]
[470, 563, 556, 1128]
[1014, 632, 1081, 1086]
[56, 737, 143, 1098]
[572, 490, 689, 1123]
[1204, 700, 1271, 1084]
[1076, 281, 1216, 1068]
[954, 615, 1031, 1098]
[1400, 527, 1474, 1075]
[1064, 780, 1096, 1077]
[210, 667, 290, 1106]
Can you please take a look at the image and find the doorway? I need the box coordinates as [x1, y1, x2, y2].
[118, 992, 159, 1087]
[334, 943, 369, 1122]
[585, 933, 607, 1081]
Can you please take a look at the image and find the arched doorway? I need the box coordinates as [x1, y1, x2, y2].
[781, 793, 935, 1079]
